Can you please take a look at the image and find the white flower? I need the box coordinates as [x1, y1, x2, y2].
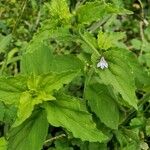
[97, 56, 108, 69]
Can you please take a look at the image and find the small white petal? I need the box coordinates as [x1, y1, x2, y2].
[97, 56, 108, 69]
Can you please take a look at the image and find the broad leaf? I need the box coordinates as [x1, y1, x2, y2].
[76, 1, 132, 25]
[85, 83, 120, 129]
[0, 76, 27, 104]
[40, 71, 80, 93]
[92, 48, 138, 109]
[8, 110, 48, 150]
[50, 55, 84, 73]
[21, 44, 83, 75]
[45, 94, 108, 142]
[13, 71, 78, 126]
[13, 91, 55, 127]
[21, 43, 53, 75]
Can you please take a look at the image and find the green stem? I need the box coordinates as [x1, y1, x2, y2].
[44, 134, 66, 144]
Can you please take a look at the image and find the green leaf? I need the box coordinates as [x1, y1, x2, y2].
[127, 52, 150, 88]
[0, 34, 12, 53]
[92, 48, 138, 109]
[76, 1, 107, 24]
[0, 76, 27, 104]
[13, 91, 55, 127]
[97, 31, 126, 50]
[76, 1, 132, 25]
[8, 110, 48, 150]
[0, 137, 7, 150]
[0, 70, 78, 126]
[45, 94, 108, 142]
[40, 71, 80, 93]
[14, 71, 77, 126]
[21, 43, 53, 75]
[49, 0, 71, 22]
[85, 83, 120, 129]
[3, 105, 17, 125]
[21, 43, 83, 75]
[115, 129, 140, 150]
[50, 55, 84, 73]
[131, 39, 142, 50]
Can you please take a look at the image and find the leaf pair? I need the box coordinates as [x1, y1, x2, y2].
[0, 71, 79, 127]
[8, 93, 108, 150]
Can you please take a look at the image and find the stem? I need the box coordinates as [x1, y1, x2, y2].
[44, 134, 66, 144]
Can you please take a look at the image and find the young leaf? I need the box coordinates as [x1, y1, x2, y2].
[44, 94, 108, 142]
[13, 71, 78, 126]
[50, 0, 71, 22]
[13, 91, 55, 127]
[85, 83, 120, 129]
[92, 48, 138, 109]
[8, 110, 48, 150]
[97, 31, 126, 50]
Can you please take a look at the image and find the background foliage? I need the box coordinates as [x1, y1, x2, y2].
[0, 0, 150, 150]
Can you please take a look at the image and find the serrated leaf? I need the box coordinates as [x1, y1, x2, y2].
[40, 71, 80, 93]
[97, 31, 126, 50]
[92, 48, 138, 109]
[13, 91, 55, 127]
[76, 1, 132, 25]
[13, 71, 78, 126]
[76, 1, 107, 24]
[106, 3, 133, 15]
[8, 110, 48, 150]
[85, 83, 120, 129]
[49, 0, 71, 22]
[0, 34, 12, 53]
[45, 94, 108, 142]
[0, 76, 27, 104]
